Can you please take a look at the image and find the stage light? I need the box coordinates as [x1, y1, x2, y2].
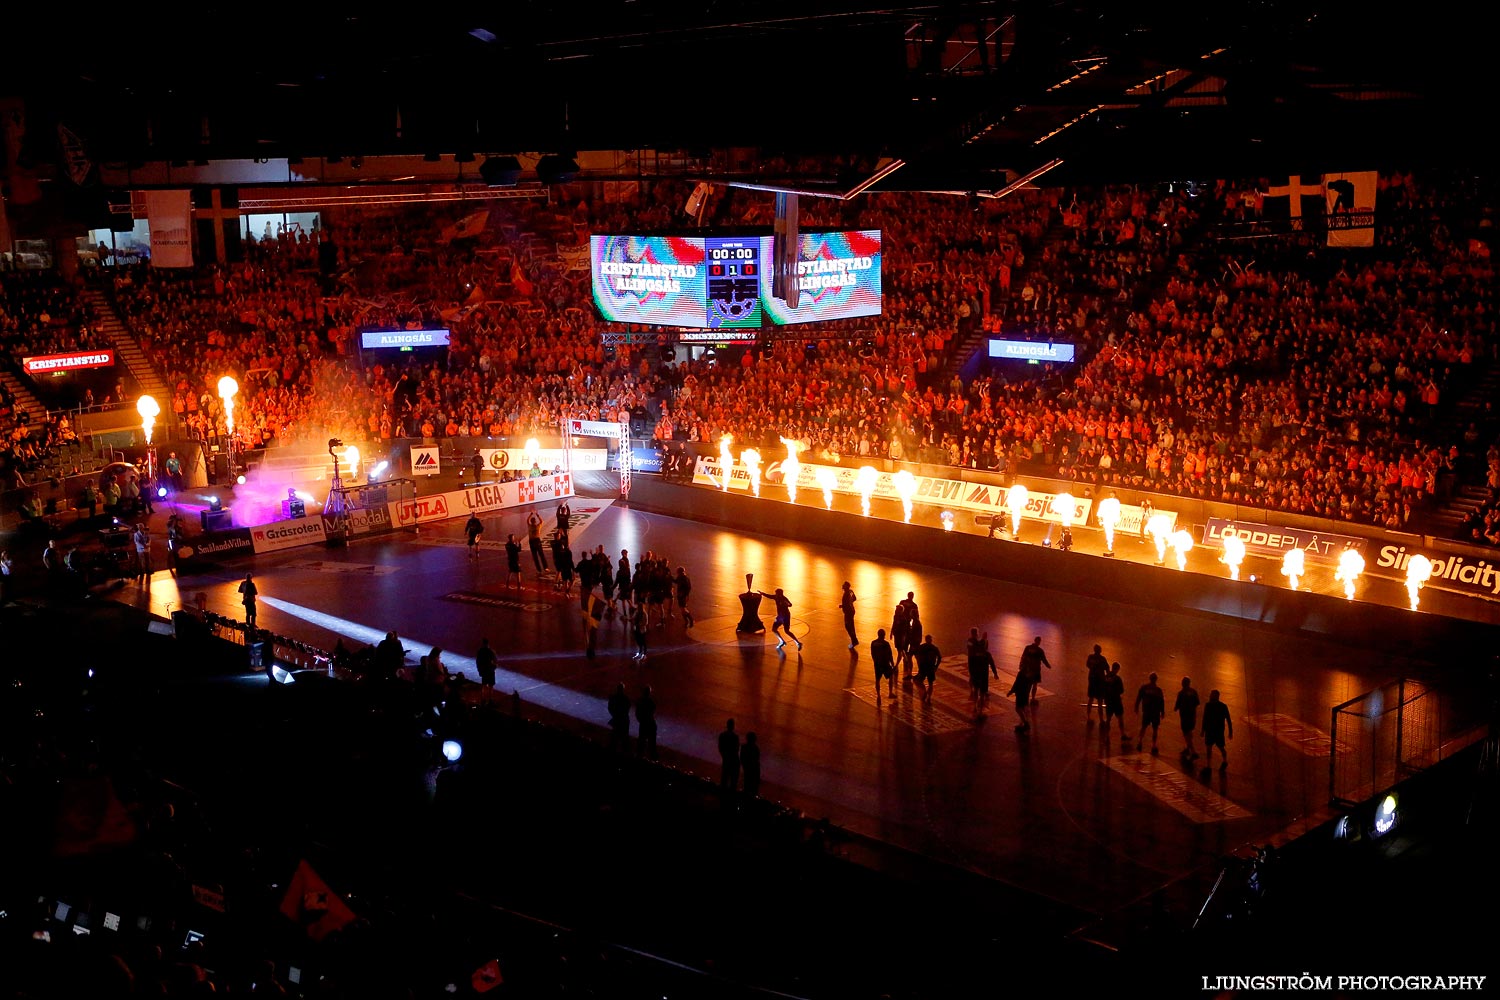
[442, 739, 463, 762]
[157, 487, 168, 499]
[271, 665, 295, 685]
[236, 475, 246, 485]
[371, 461, 388, 478]
[1373, 794, 1397, 836]
[208, 496, 223, 511]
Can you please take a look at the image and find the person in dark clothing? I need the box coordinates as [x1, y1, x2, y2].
[504, 534, 522, 588]
[607, 684, 631, 753]
[871, 628, 896, 699]
[839, 581, 858, 649]
[238, 573, 258, 627]
[1085, 644, 1110, 723]
[968, 629, 999, 712]
[1103, 662, 1128, 739]
[578, 547, 599, 610]
[1175, 677, 1202, 761]
[557, 542, 575, 595]
[674, 567, 694, 628]
[1202, 689, 1233, 771]
[1135, 671, 1166, 752]
[464, 513, 484, 559]
[914, 634, 941, 702]
[616, 552, 634, 617]
[555, 500, 571, 535]
[718, 719, 741, 793]
[741, 732, 761, 797]
[632, 603, 650, 662]
[475, 637, 497, 690]
[375, 631, 404, 679]
[471, 449, 484, 485]
[636, 685, 658, 758]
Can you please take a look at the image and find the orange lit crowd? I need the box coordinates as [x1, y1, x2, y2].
[8, 170, 1492, 544]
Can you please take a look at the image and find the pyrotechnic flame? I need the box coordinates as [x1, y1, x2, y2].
[741, 448, 762, 498]
[1145, 514, 1173, 563]
[814, 466, 836, 509]
[718, 435, 734, 491]
[1054, 492, 1076, 530]
[1170, 529, 1194, 571]
[855, 466, 878, 517]
[940, 510, 955, 532]
[1281, 548, 1305, 591]
[1220, 534, 1246, 581]
[136, 395, 159, 446]
[218, 375, 239, 436]
[893, 470, 917, 523]
[1335, 548, 1365, 601]
[1096, 496, 1121, 552]
[1405, 554, 1433, 611]
[1006, 484, 1029, 538]
[344, 445, 360, 476]
[779, 437, 803, 504]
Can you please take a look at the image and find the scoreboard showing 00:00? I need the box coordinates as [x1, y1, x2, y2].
[704, 237, 764, 329]
[591, 231, 880, 329]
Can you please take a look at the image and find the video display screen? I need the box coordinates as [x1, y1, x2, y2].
[591, 235, 707, 328]
[761, 229, 883, 326]
[988, 339, 1076, 362]
[591, 231, 880, 329]
[360, 329, 452, 349]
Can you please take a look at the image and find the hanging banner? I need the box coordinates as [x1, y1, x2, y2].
[1323, 171, 1377, 248]
[565, 418, 623, 438]
[410, 445, 441, 476]
[143, 189, 193, 267]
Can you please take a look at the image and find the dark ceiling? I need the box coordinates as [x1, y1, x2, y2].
[3, 2, 1495, 190]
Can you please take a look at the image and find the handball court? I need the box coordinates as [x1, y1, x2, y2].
[116, 474, 1489, 946]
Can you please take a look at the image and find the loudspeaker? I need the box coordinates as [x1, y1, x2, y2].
[535, 155, 578, 185]
[110, 213, 135, 233]
[210, 453, 230, 482]
[479, 155, 522, 187]
[201, 508, 233, 532]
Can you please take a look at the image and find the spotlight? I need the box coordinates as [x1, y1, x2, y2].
[157, 487, 168, 498]
[208, 496, 223, 512]
[270, 665, 295, 685]
[236, 475, 246, 485]
[1373, 794, 1398, 836]
[371, 461, 389, 479]
[441, 739, 463, 763]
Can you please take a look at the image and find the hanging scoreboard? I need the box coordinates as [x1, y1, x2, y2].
[591, 230, 879, 329]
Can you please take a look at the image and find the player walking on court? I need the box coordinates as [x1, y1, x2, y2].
[759, 586, 802, 651]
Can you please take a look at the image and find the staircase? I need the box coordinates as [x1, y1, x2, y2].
[0, 367, 47, 428]
[82, 286, 172, 419]
[1422, 362, 1500, 538]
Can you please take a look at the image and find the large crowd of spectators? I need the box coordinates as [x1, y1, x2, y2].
[81, 169, 1500, 541]
[0, 273, 98, 487]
